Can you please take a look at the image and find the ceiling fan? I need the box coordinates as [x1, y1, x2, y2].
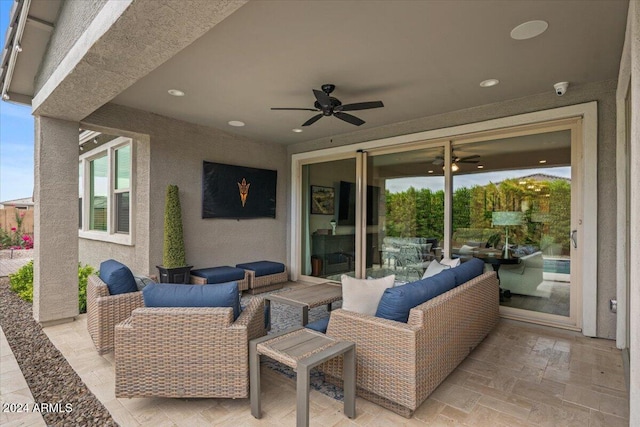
[432, 153, 480, 166]
[271, 84, 384, 127]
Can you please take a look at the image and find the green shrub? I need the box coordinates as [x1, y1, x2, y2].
[9, 260, 34, 302]
[9, 261, 96, 314]
[78, 264, 95, 313]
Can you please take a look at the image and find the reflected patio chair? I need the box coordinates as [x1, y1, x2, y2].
[396, 245, 425, 281]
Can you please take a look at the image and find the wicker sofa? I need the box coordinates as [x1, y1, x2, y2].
[86, 274, 144, 355]
[322, 269, 499, 418]
[114, 296, 266, 399]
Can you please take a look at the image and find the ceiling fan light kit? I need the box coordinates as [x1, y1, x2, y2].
[271, 84, 384, 127]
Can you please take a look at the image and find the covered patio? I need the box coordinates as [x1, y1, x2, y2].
[1, 273, 630, 426]
[0, 0, 638, 425]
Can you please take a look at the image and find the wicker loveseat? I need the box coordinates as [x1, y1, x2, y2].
[86, 274, 144, 355]
[322, 265, 499, 418]
[114, 291, 266, 399]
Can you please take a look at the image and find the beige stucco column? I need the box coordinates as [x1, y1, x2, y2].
[33, 116, 79, 325]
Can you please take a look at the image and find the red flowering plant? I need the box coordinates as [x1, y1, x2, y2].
[0, 211, 33, 250]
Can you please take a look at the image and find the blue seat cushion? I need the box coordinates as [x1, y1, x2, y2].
[236, 261, 285, 277]
[305, 317, 330, 334]
[452, 257, 485, 286]
[100, 259, 138, 295]
[375, 269, 457, 323]
[191, 266, 245, 284]
[142, 281, 241, 320]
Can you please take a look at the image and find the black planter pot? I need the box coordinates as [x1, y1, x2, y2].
[156, 265, 193, 284]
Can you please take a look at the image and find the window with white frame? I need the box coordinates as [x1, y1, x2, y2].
[79, 136, 135, 245]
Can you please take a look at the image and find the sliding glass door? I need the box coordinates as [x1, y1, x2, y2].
[295, 116, 585, 330]
[301, 158, 356, 280]
[450, 128, 579, 325]
[365, 146, 445, 283]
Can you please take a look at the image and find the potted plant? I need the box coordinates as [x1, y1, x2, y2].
[157, 184, 192, 283]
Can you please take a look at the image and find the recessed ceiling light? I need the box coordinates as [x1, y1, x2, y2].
[228, 120, 245, 127]
[292, 129, 303, 133]
[167, 89, 185, 97]
[480, 79, 499, 88]
[539, 159, 547, 164]
[428, 170, 434, 174]
[477, 165, 484, 169]
[511, 20, 548, 40]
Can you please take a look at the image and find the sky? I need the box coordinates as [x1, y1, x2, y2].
[0, 0, 35, 203]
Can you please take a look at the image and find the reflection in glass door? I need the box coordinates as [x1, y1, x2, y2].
[450, 129, 577, 324]
[366, 147, 445, 283]
[301, 158, 356, 280]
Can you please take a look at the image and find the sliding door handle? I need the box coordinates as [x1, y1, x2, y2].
[570, 230, 577, 249]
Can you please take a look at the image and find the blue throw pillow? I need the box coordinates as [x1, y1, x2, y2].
[452, 258, 485, 286]
[99, 259, 138, 295]
[375, 269, 457, 323]
[142, 281, 241, 320]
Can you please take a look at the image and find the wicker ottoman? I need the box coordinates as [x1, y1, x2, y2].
[190, 266, 249, 291]
[236, 261, 287, 294]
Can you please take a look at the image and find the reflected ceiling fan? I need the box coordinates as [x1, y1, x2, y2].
[432, 153, 480, 166]
[271, 84, 384, 127]
[432, 153, 480, 172]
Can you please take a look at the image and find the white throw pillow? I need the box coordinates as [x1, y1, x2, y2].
[459, 244, 476, 255]
[422, 260, 450, 279]
[341, 274, 395, 315]
[440, 258, 461, 268]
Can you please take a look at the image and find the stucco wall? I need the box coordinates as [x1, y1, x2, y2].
[82, 104, 288, 276]
[288, 80, 618, 339]
[35, 0, 109, 93]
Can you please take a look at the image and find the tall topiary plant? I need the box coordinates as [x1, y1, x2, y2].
[163, 184, 186, 268]
[157, 184, 192, 283]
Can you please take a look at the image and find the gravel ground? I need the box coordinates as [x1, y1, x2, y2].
[0, 277, 118, 426]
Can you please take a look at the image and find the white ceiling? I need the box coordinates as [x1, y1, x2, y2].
[111, 0, 628, 145]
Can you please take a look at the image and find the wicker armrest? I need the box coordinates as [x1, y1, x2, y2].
[325, 308, 420, 407]
[87, 274, 145, 354]
[234, 297, 267, 342]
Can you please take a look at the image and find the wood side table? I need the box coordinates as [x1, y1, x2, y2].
[250, 327, 356, 427]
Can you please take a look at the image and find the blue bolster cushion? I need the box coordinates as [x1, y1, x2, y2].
[191, 266, 245, 284]
[236, 261, 285, 277]
[452, 257, 485, 286]
[142, 281, 241, 320]
[375, 269, 457, 323]
[99, 259, 138, 295]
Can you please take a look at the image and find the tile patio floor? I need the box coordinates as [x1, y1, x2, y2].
[1, 280, 630, 426]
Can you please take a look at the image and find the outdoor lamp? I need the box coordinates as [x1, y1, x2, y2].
[492, 211, 524, 259]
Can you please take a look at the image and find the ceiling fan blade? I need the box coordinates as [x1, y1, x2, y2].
[334, 112, 365, 126]
[458, 155, 480, 161]
[271, 107, 319, 111]
[313, 89, 332, 108]
[337, 101, 384, 112]
[459, 159, 480, 164]
[432, 158, 445, 166]
[302, 114, 324, 127]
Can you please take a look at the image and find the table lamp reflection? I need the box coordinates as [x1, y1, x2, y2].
[492, 212, 524, 259]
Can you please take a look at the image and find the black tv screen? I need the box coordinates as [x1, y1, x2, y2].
[202, 161, 276, 219]
[337, 181, 379, 226]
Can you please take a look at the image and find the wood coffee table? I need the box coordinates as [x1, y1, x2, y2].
[265, 283, 342, 329]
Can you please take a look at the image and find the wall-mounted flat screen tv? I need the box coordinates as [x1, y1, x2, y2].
[337, 181, 379, 226]
[202, 161, 276, 219]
